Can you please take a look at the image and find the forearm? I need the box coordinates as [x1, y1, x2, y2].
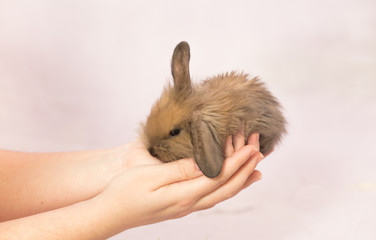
[0, 195, 124, 240]
[0, 146, 127, 221]
[0, 132, 263, 239]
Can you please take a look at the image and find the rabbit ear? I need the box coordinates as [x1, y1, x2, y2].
[190, 115, 224, 178]
[171, 41, 192, 93]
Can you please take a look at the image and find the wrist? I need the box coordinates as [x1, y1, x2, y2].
[97, 143, 131, 187]
[93, 185, 136, 235]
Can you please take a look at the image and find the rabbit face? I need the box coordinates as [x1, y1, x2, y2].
[144, 90, 194, 162]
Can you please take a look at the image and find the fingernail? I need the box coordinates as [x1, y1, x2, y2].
[250, 172, 262, 184]
[255, 174, 262, 182]
[257, 152, 264, 163]
[227, 135, 233, 144]
[248, 146, 258, 157]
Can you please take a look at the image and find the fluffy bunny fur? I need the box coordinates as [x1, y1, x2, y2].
[142, 41, 287, 178]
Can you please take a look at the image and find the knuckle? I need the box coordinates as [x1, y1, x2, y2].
[196, 202, 216, 212]
[175, 197, 197, 213]
[217, 175, 230, 186]
[221, 188, 237, 201]
[174, 160, 190, 179]
[179, 198, 195, 209]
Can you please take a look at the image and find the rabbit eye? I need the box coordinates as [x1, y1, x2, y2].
[169, 128, 181, 137]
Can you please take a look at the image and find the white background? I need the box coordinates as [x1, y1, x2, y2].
[1, 0, 375, 239]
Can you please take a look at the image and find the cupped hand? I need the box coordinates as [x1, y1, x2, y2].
[98, 131, 264, 232]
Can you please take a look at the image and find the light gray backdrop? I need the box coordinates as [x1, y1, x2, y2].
[1, 0, 375, 239]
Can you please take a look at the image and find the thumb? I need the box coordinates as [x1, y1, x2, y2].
[151, 158, 204, 188]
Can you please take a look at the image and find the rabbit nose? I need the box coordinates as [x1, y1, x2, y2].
[148, 147, 158, 157]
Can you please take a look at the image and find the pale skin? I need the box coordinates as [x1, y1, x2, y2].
[0, 131, 265, 239]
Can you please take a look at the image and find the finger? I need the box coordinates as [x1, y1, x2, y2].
[233, 124, 246, 151]
[240, 170, 262, 191]
[150, 158, 203, 189]
[152, 170, 261, 222]
[215, 145, 259, 187]
[153, 147, 260, 215]
[247, 132, 260, 152]
[193, 152, 264, 211]
[170, 145, 259, 203]
[224, 135, 234, 158]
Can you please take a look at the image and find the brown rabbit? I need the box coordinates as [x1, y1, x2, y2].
[142, 41, 287, 178]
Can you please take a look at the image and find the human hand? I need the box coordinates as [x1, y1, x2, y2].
[96, 131, 264, 235]
[121, 137, 162, 168]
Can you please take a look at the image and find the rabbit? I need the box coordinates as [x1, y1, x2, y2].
[142, 41, 287, 178]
